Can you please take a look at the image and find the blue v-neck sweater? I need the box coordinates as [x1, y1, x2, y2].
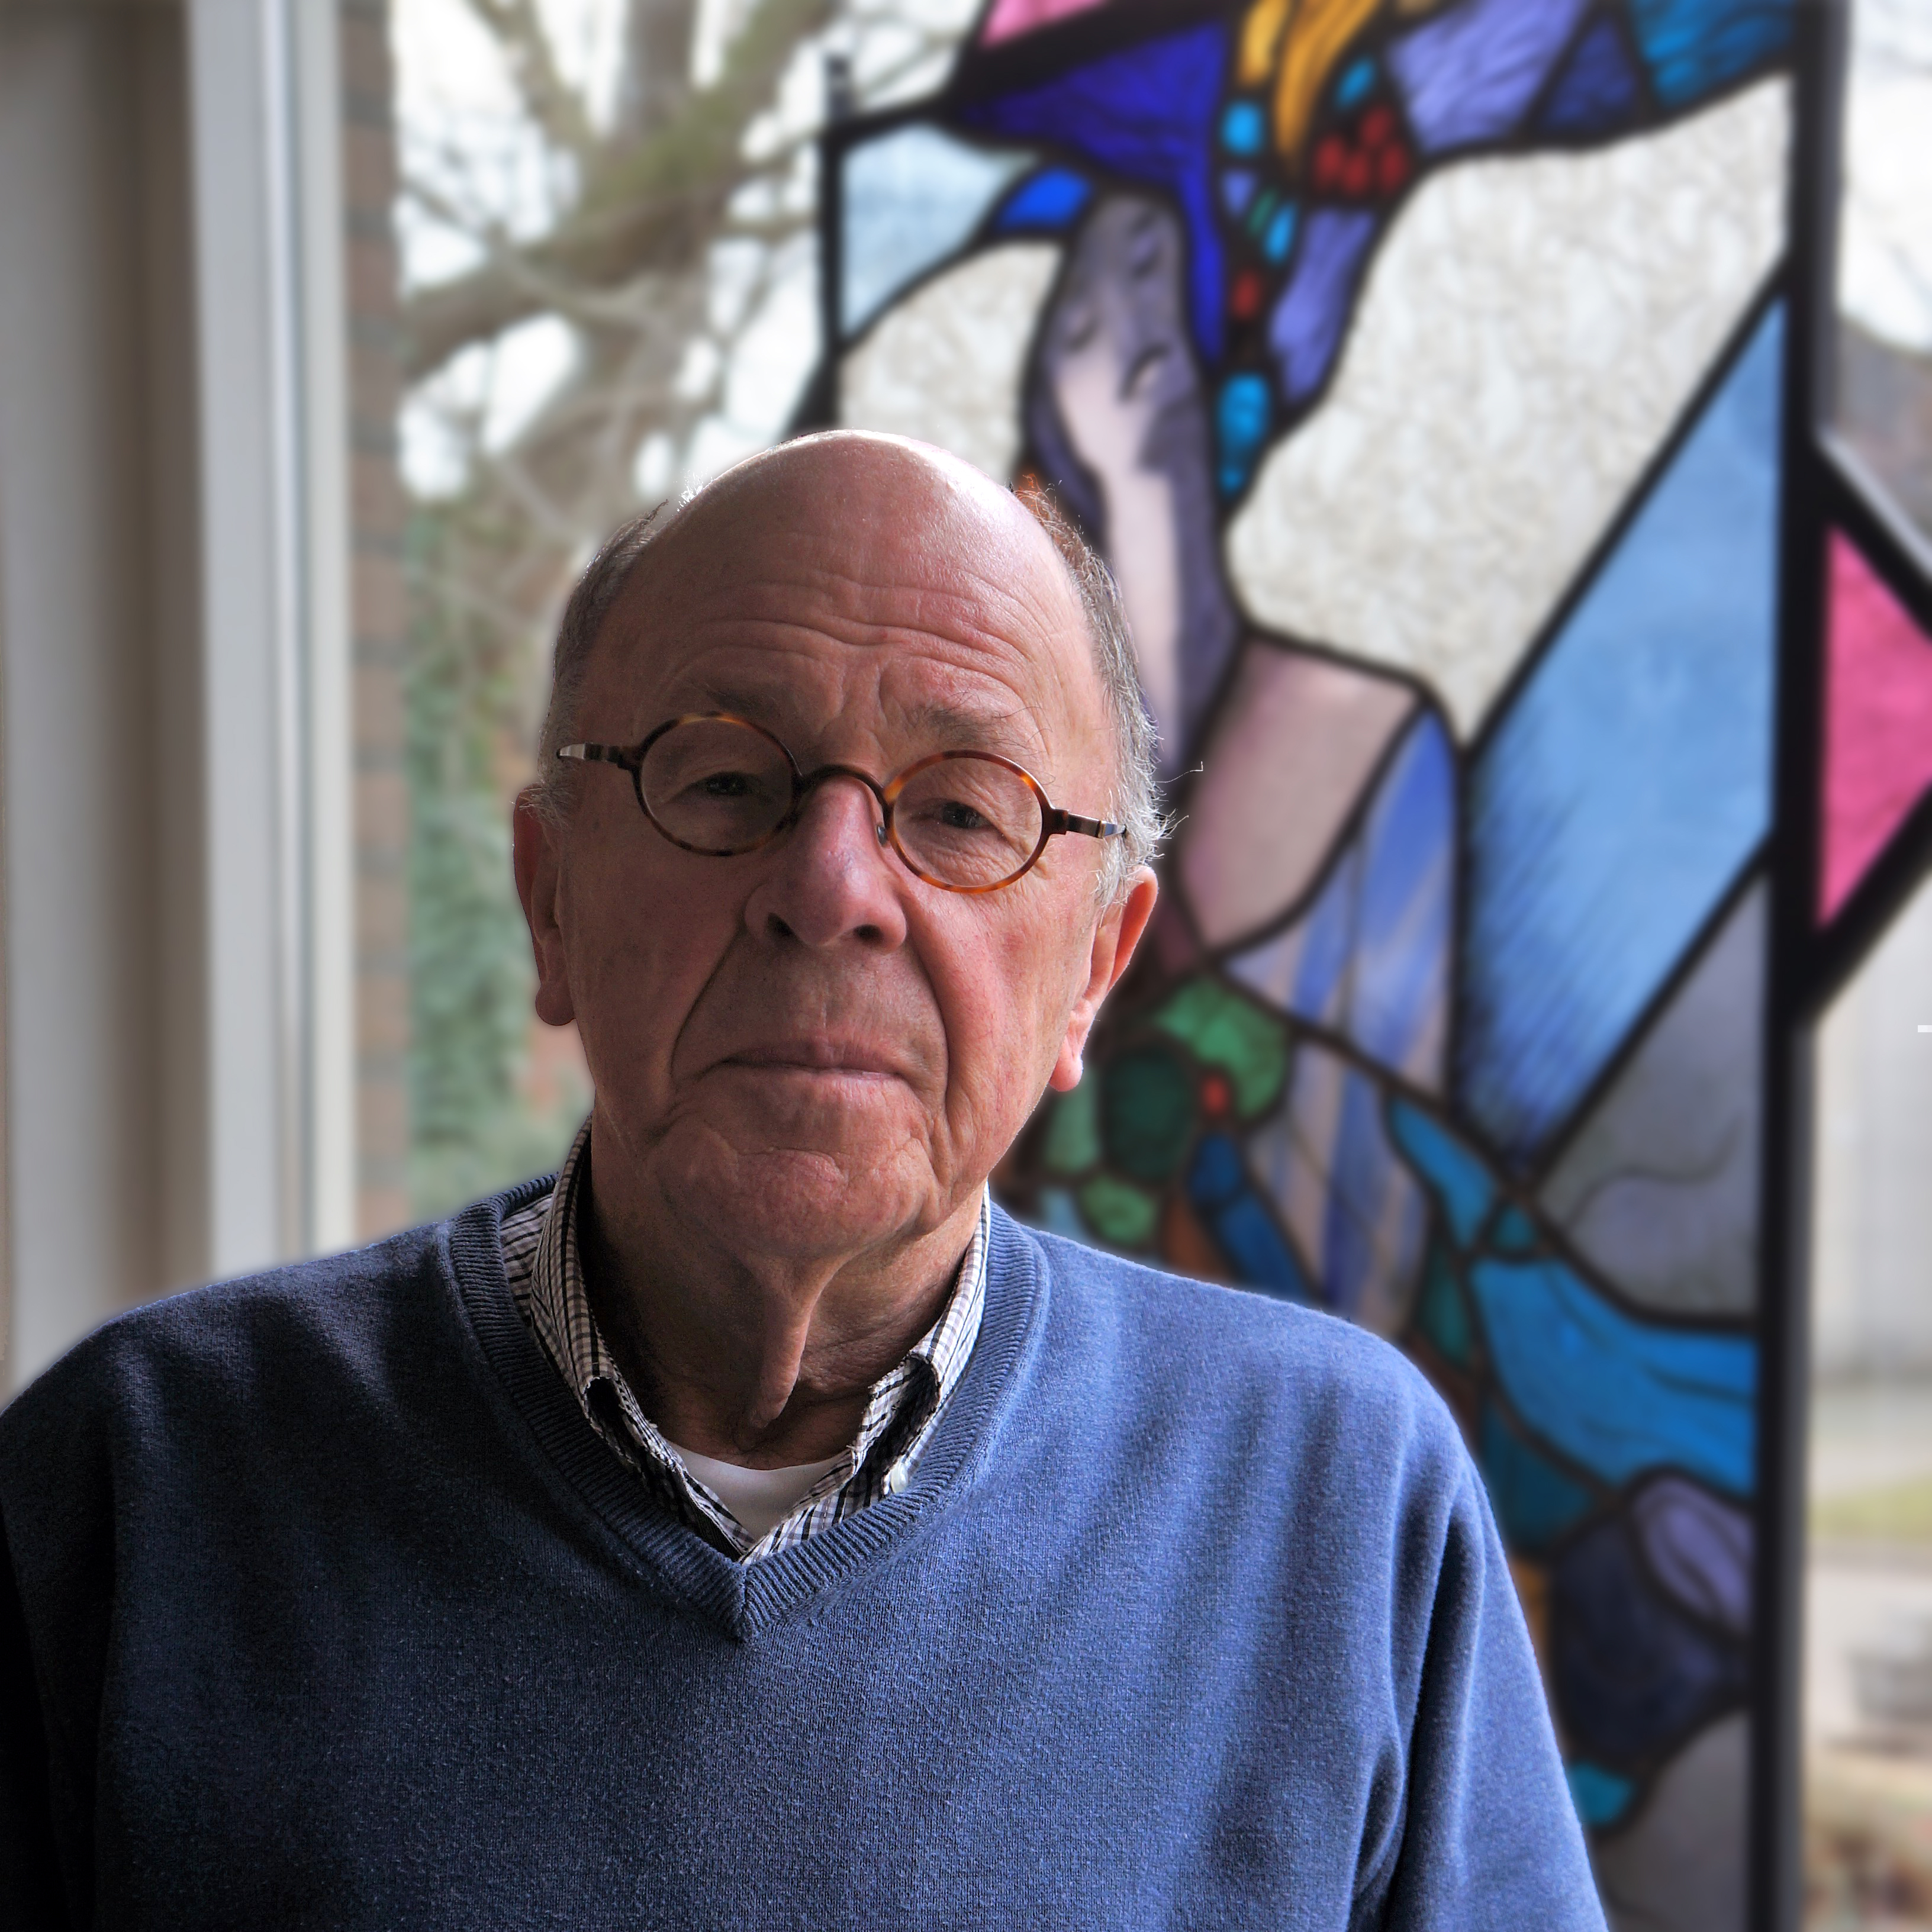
[0, 1188, 1603, 1930]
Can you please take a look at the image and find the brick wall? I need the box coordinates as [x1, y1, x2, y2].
[339, 0, 411, 1238]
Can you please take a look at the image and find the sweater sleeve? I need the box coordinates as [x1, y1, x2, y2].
[0, 1515, 72, 1930]
[1370, 1448, 1609, 1932]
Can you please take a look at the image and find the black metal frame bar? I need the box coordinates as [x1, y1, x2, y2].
[1756, 4, 1848, 1926]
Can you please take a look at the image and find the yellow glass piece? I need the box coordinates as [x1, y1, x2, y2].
[1238, 0, 1296, 88]
[1271, 0, 1382, 169]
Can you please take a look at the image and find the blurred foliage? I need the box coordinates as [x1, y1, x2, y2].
[405, 499, 585, 1217]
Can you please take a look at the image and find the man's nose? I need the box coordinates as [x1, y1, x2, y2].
[742, 774, 909, 949]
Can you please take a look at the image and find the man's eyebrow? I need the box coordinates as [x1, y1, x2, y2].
[897, 700, 1042, 762]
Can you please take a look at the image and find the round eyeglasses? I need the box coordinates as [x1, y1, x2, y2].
[558, 713, 1123, 895]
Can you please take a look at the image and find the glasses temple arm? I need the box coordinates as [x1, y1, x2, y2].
[1049, 809, 1124, 840]
[556, 743, 639, 771]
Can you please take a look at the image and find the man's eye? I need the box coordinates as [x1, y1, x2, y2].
[936, 800, 990, 831]
[700, 772, 754, 797]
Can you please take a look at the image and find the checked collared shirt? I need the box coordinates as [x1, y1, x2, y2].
[502, 1120, 988, 1561]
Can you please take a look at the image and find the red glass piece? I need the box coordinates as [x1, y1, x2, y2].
[1361, 105, 1394, 149]
[1379, 144, 1411, 194]
[1201, 1072, 1233, 1118]
[1820, 530, 1932, 921]
[1230, 269, 1264, 320]
[1313, 136, 1345, 191]
[1343, 151, 1372, 198]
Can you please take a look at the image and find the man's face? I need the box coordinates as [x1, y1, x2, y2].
[516, 439, 1152, 1266]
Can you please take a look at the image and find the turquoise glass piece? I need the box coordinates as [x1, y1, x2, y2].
[1415, 1240, 1471, 1367]
[1217, 373, 1273, 495]
[1387, 1100, 1498, 1252]
[1566, 1762, 1638, 1830]
[1479, 1402, 1595, 1551]
[1334, 56, 1378, 110]
[1221, 99, 1265, 154]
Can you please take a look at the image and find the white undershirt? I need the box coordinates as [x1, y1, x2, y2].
[666, 1442, 846, 1541]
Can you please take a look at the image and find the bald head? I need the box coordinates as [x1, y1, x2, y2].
[536, 433, 1161, 890]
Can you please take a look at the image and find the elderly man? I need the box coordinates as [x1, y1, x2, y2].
[0, 434, 1603, 1927]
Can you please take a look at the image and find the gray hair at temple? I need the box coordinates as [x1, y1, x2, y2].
[533, 474, 1165, 906]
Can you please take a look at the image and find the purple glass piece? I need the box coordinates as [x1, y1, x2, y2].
[1540, 14, 1644, 137]
[1631, 1473, 1753, 1637]
[1267, 210, 1377, 404]
[1389, 0, 1593, 154]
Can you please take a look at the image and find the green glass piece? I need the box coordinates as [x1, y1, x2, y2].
[1040, 1078, 1100, 1177]
[1149, 979, 1289, 1120]
[1100, 1044, 1197, 1183]
[1077, 1173, 1160, 1247]
[1415, 1238, 1472, 1367]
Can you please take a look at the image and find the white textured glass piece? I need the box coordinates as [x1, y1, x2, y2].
[1225, 79, 1790, 737]
[838, 243, 1061, 482]
[841, 126, 1036, 336]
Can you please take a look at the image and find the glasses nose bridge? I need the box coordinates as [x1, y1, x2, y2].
[791, 762, 892, 843]
[792, 761, 888, 823]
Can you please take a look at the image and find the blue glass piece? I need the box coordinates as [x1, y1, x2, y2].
[1187, 1132, 1247, 1209]
[1268, 208, 1377, 403]
[1034, 1187, 1089, 1241]
[1389, 0, 1592, 154]
[965, 27, 1231, 358]
[1216, 374, 1273, 495]
[1630, 0, 1795, 110]
[1490, 1204, 1539, 1255]
[1212, 1194, 1313, 1302]
[991, 166, 1092, 233]
[841, 125, 1035, 336]
[1319, 1069, 1398, 1316]
[1231, 713, 1454, 1067]
[1387, 1100, 1498, 1252]
[1465, 1252, 1757, 1494]
[1539, 15, 1644, 136]
[1348, 713, 1456, 1074]
[1261, 203, 1298, 263]
[1334, 56, 1378, 111]
[1460, 307, 1785, 1165]
[1219, 168, 1258, 218]
[1567, 1763, 1638, 1831]
[1554, 1514, 1750, 1765]
[1221, 99, 1266, 155]
[1189, 1134, 1313, 1302]
[1479, 1403, 1596, 1551]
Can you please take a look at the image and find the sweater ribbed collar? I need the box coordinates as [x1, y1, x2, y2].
[445, 1180, 1049, 1638]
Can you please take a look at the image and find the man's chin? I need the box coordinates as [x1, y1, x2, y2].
[658, 1119, 937, 1263]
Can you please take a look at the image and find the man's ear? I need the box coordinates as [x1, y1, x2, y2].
[1048, 867, 1158, 1092]
[513, 790, 577, 1028]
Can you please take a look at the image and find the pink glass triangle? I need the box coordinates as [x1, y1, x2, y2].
[979, 0, 1109, 45]
[1820, 529, 1932, 922]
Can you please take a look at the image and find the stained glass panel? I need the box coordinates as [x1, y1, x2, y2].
[820, 0, 1810, 1918]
